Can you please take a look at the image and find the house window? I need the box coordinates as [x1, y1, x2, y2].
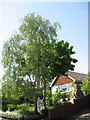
[58, 83, 71, 92]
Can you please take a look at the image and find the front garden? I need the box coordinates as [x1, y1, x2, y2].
[0, 89, 75, 119]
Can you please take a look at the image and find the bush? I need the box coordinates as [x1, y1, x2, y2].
[46, 90, 53, 107]
[81, 72, 90, 96]
[7, 104, 16, 111]
[52, 91, 62, 105]
[51, 90, 71, 106]
[16, 103, 34, 115]
[2, 96, 8, 112]
[2, 103, 8, 112]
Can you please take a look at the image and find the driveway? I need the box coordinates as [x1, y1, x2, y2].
[70, 109, 90, 120]
[0, 118, 9, 120]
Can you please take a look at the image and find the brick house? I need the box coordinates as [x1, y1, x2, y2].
[50, 71, 86, 98]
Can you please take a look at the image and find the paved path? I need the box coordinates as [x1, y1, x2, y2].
[0, 118, 9, 120]
[0, 109, 90, 120]
[70, 109, 90, 120]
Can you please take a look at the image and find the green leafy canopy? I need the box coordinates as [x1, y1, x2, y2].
[2, 13, 77, 110]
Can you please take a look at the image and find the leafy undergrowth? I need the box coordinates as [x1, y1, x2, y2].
[0, 103, 49, 119]
[0, 103, 36, 119]
[14, 103, 34, 115]
[0, 111, 22, 119]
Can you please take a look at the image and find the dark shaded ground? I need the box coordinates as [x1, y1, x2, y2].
[41, 109, 90, 120]
[69, 109, 90, 120]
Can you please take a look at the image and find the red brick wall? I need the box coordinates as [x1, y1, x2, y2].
[52, 76, 73, 86]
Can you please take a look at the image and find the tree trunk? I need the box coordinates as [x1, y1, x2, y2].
[43, 80, 47, 109]
[34, 96, 38, 113]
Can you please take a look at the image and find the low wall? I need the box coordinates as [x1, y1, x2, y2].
[48, 95, 90, 119]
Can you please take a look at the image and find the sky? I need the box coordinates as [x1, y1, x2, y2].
[89, 2, 90, 73]
[0, 1, 88, 79]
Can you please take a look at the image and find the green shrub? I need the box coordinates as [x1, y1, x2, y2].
[2, 104, 8, 112]
[52, 90, 62, 105]
[16, 103, 34, 115]
[2, 97, 8, 112]
[7, 104, 16, 111]
[81, 72, 90, 96]
[46, 90, 53, 108]
[51, 90, 71, 106]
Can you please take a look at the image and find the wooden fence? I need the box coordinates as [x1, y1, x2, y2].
[48, 95, 90, 119]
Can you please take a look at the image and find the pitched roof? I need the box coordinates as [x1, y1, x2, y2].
[51, 71, 86, 87]
[51, 75, 73, 86]
[67, 71, 86, 82]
